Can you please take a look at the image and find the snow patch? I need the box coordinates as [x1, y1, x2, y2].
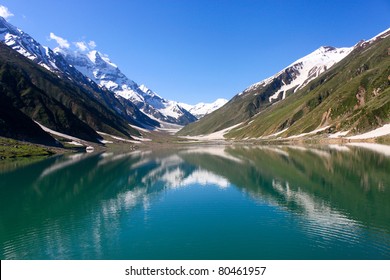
[346, 124, 390, 140]
[328, 131, 350, 138]
[180, 122, 243, 141]
[97, 131, 139, 143]
[129, 124, 150, 133]
[67, 141, 83, 146]
[262, 128, 289, 139]
[98, 139, 113, 144]
[287, 126, 330, 139]
[35, 121, 88, 143]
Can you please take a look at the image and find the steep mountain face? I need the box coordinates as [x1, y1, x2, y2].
[178, 28, 389, 138]
[0, 16, 159, 131]
[0, 41, 143, 143]
[56, 48, 197, 125]
[0, 17, 93, 87]
[0, 91, 59, 146]
[136, 84, 197, 125]
[179, 98, 228, 119]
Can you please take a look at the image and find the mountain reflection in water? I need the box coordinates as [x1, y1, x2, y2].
[0, 144, 389, 259]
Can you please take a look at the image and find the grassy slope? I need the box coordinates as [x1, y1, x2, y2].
[227, 36, 390, 139]
[0, 137, 54, 159]
[179, 35, 390, 139]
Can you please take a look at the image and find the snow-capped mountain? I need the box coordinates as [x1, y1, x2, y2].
[137, 84, 197, 125]
[239, 26, 390, 102]
[179, 27, 390, 138]
[0, 16, 196, 128]
[179, 98, 228, 119]
[178, 44, 357, 136]
[240, 46, 353, 101]
[0, 16, 162, 131]
[0, 17, 95, 87]
[56, 48, 197, 125]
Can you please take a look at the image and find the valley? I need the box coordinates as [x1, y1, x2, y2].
[1, 2, 390, 267]
[0, 15, 389, 157]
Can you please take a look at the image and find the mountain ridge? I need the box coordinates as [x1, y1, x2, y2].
[0, 16, 197, 131]
[1, 13, 389, 145]
[55, 47, 198, 126]
[179, 98, 228, 119]
[178, 27, 390, 140]
[226, 28, 390, 139]
[0, 39, 141, 144]
[241, 46, 353, 102]
[0, 16, 163, 133]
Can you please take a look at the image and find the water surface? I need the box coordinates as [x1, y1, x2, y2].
[1, 144, 389, 259]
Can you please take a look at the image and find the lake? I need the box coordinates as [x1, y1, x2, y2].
[1, 144, 389, 259]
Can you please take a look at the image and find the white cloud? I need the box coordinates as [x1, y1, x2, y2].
[49, 32, 70, 49]
[0, 5, 14, 20]
[88, 40, 97, 49]
[75, 41, 88, 51]
[73, 40, 97, 52]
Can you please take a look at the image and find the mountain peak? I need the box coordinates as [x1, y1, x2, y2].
[240, 44, 353, 102]
[178, 26, 390, 140]
[87, 50, 99, 63]
[86, 50, 117, 68]
[55, 45, 197, 125]
[179, 98, 228, 119]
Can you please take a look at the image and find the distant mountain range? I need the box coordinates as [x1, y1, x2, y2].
[1, 14, 389, 145]
[178, 28, 390, 140]
[0, 16, 227, 145]
[0, 16, 226, 132]
[179, 98, 228, 119]
[55, 47, 198, 125]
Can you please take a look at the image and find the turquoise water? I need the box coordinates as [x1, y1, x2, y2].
[0, 145, 389, 259]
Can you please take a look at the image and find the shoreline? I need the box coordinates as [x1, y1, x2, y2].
[1, 130, 389, 160]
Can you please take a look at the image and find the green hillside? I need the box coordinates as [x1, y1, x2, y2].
[178, 32, 390, 140]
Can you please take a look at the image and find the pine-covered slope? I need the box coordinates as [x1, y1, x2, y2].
[178, 28, 390, 139]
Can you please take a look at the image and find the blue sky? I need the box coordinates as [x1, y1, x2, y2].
[1, 0, 389, 104]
